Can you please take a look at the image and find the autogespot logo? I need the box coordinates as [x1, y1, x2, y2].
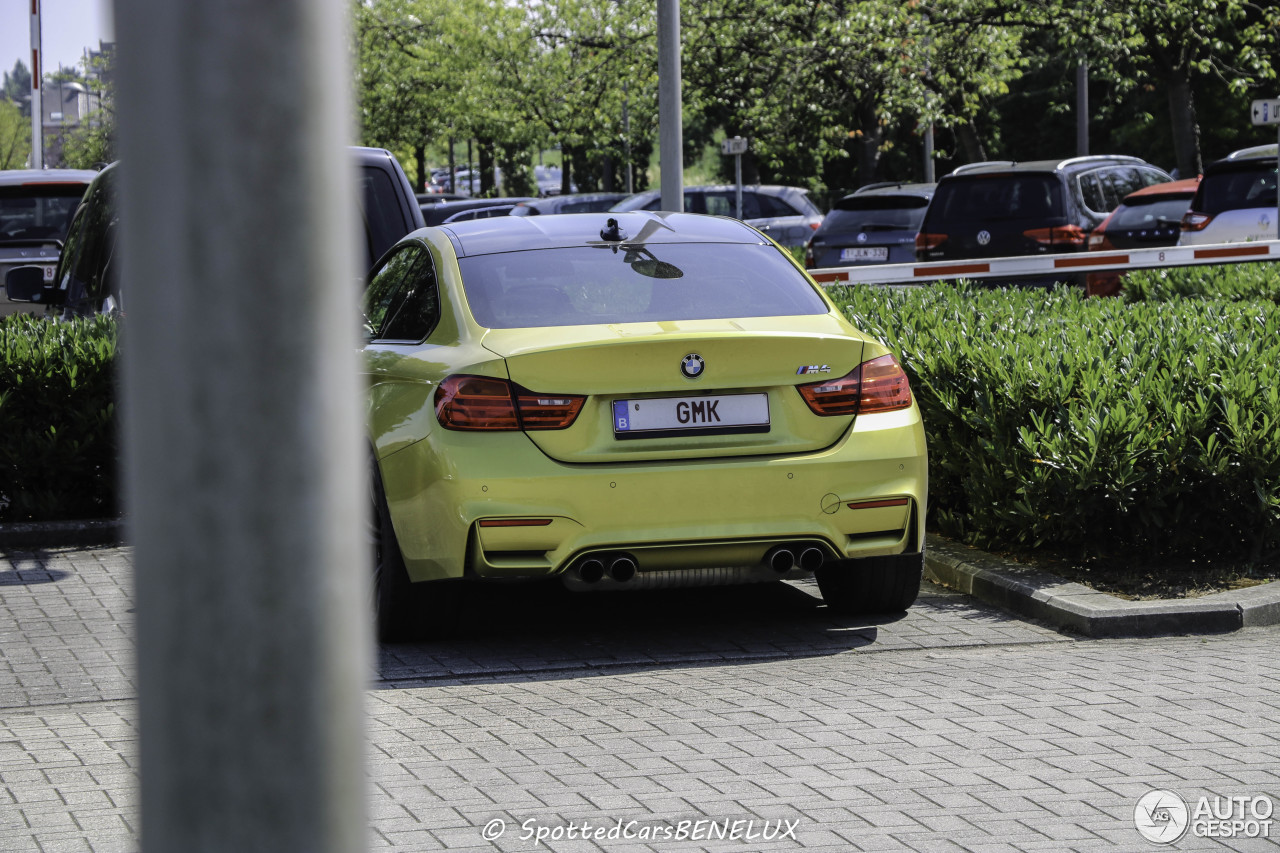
[1135, 790, 1190, 844]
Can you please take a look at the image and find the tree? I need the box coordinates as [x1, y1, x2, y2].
[0, 100, 32, 169]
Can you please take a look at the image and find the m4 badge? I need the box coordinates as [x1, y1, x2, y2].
[796, 365, 831, 375]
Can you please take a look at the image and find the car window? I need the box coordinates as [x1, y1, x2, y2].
[0, 183, 86, 241]
[1108, 196, 1194, 230]
[702, 191, 760, 219]
[826, 196, 929, 232]
[754, 192, 801, 218]
[358, 166, 412, 269]
[457, 243, 828, 329]
[1077, 171, 1116, 214]
[1138, 167, 1172, 188]
[929, 175, 1063, 224]
[56, 172, 117, 304]
[363, 245, 439, 342]
[1199, 164, 1278, 214]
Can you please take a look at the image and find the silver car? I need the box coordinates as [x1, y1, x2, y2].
[610, 184, 824, 247]
[0, 169, 99, 316]
[1179, 144, 1279, 245]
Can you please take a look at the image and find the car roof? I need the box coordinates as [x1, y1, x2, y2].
[1120, 176, 1200, 201]
[622, 184, 810, 198]
[844, 182, 935, 199]
[945, 155, 1150, 178]
[1222, 144, 1278, 162]
[0, 168, 100, 187]
[435, 211, 766, 257]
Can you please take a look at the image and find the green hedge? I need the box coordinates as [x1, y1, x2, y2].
[1122, 262, 1280, 304]
[830, 282, 1280, 565]
[0, 314, 119, 522]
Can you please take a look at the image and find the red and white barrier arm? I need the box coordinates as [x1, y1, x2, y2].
[808, 240, 1280, 287]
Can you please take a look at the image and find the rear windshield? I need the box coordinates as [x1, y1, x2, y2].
[927, 175, 1063, 225]
[458, 243, 829, 329]
[1198, 164, 1277, 215]
[825, 196, 929, 232]
[0, 184, 87, 242]
[1108, 196, 1194, 230]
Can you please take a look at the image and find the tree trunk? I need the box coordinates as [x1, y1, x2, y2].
[478, 139, 495, 196]
[1166, 70, 1201, 178]
[414, 144, 426, 194]
[561, 147, 573, 195]
[955, 121, 986, 164]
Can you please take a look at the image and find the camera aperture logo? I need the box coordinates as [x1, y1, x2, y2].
[1135, 790, 1275, 844]
[1135, 790, 1189, 844]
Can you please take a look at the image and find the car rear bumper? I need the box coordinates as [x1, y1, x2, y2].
[378, 406, 928, 583]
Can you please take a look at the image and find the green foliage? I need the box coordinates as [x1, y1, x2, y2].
[829, 281, 1280, 565]
[0, 314, 119, 522]
[0, 99, 31, 170]
[1122, 263, 1280, 305]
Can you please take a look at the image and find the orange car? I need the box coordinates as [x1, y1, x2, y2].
[1085, 177, 1200, 296]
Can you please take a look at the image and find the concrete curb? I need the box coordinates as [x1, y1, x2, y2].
[924, 533, 1280, 638]
[0, 519, 125, 549]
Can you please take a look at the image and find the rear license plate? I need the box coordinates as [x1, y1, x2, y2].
[613, 393, 769, 439]
[840, 247, 888, 263]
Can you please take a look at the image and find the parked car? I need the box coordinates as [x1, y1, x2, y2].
[1085, 177, 1200, 296]
[0, 168, 99, 316]
[917, 155, 1172, 284]
[364, 212, 928, 640]
[420, 197, 537, 226]
[510, 192, 630, 216]
[534, 164, 575, 196]
[6, 148, 425, 316]
[804, 182, 935, 269]
[610, 185, 824, 247]
[1179, 144, 1278, 246]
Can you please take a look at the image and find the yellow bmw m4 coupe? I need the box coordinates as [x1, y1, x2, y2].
[364, 212, 927, 640]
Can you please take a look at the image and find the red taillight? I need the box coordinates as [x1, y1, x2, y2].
[1023, 225, 1087, 247]
[915, 232, 946, 253]
[435, 375, 584, 431]
[797, 354, 912, 416]
[1182, 211, 1212, 231]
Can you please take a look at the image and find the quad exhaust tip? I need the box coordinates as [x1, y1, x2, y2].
[608, 554, 638, 583]
[767, 545, 826, 573]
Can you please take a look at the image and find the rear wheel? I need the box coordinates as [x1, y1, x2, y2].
[814, 552, 923, 615]
[370, 458, 461, 642]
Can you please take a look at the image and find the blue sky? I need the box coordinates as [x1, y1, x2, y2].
[2, 0, 113, 81]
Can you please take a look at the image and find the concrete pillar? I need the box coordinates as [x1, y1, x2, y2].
[114, 1, 369, 850]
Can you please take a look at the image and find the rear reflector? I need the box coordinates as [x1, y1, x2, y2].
[478, 518, 553, 527]
[846, 497, 910, 510]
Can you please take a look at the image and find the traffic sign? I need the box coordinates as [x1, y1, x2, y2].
[1251, 99, 1280, 126]
[721, 136, 748, 155]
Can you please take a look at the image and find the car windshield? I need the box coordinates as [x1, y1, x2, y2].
[1199, 164, 1277, 215]
[0, 185, 87, 242]
[1108, 196, 1193, 230]
[825, 196, 929, 232]
[458, 243, 829, 329]
[928, 175, 1063, 224]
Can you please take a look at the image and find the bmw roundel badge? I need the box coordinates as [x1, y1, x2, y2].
[680, 353, 705, 379]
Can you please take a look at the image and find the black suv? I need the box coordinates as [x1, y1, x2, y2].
[805, 182, 935, 269]
[6, 147, 424, 317]
[917, 156, 1172, 270]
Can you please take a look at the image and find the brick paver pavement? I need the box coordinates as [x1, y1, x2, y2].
[1, 545, 1277, 852]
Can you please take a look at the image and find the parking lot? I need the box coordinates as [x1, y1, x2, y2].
[1, 544, 1278, 852]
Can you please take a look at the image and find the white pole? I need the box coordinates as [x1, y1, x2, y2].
[29, 0, 43, 169]
[115, 0, 369, 850]
[657, 0, 683, 211]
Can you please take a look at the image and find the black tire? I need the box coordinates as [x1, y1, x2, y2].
[814, 552, 923, 615]
[370, 458, 461, 642]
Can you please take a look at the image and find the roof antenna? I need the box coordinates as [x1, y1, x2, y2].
[599, 218, 626, 242]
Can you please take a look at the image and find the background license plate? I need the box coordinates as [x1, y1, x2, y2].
[614, 393, 769, 436]
[840, 247, 888, 263]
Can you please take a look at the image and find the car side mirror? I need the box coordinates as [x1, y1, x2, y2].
[4, 266, 53, 303]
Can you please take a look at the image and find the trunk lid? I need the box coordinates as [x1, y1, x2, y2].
[483, 316, 866, 463]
